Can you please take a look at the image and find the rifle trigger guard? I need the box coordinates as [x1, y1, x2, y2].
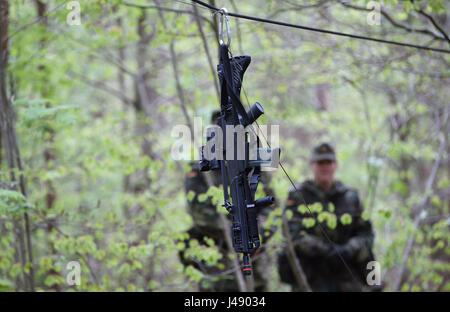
[222, 200, 233, 213]
[218, 8, 231, 47]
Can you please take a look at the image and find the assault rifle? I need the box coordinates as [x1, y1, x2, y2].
[199, 43, 280, 275]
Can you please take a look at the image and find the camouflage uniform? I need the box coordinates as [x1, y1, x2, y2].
[181, 162, 275, 292]
[278, 143, 377, 292]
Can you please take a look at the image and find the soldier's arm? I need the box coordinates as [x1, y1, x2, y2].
[342, 190, 375, 262]
[294, 232, 332, 257]
[285, 188, 332, 258]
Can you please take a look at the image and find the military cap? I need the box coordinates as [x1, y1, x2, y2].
[310, 142, 336, 162]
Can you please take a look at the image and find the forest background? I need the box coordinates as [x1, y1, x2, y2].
[0, 0, 449, 292]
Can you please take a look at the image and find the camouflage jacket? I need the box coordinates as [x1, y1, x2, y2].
[280, 179, 375, 290]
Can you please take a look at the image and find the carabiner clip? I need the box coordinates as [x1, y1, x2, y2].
[218, 8, 231, 47]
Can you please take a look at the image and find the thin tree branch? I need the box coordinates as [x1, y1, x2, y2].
[337, 0, 446, 42]
[66, 70, 134, 106]
[415, 8, 450, 46]
[281, 214, 312, 292]
[192, 4, 220, 101]
[122, 1, 215, 29]
[269, 0, 331, 19]
[3, 1, 68, 44]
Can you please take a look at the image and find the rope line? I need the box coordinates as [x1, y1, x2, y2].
[191, 0, 450, 54]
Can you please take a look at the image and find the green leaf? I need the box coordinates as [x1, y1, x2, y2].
[185, 265, 203, 282]
[0, 279, 14, 291]
[437, 178, 450, 189]
[328, 202, 335, 212]
[0, 189, 25, 202]
[197, 193, 208, 203]
[431, 196, 441, 208]
[285, 210, 293, 220]
[340, 213, 352, 225]
[44, 274, 65, 287]
[301, 217, 316, 228]
[297, 205, 307, 214]
[187, 190, 195, 202]
[148, 280, 158, 290]
[312, 202, 323, 213]
[326, 215, 337, 230]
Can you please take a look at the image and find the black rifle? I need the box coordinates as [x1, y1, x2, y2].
[200, 43, 279, 275]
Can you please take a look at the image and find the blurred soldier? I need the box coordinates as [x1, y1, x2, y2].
[278, 143, 379, 292]
[180, 111, 275, 292]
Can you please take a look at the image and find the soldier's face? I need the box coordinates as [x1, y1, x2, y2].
[310, 160, 337, 183]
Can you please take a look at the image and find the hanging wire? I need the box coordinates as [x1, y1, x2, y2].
[189, 0, 450, 54]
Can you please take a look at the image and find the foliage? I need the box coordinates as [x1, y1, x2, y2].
[0, 0, 448, 292]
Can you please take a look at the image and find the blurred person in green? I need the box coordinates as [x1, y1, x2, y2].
[278, 143, 380, 292]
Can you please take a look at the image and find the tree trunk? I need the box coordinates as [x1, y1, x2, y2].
[0, 0, 35, 291]
[34, 0, 61, 291]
